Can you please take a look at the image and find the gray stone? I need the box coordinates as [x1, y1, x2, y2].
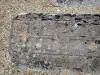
[50, 0, 100, 7]
[9, 13, 100, 73]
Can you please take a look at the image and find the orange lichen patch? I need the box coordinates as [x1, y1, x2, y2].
[87, 42, 97, 51]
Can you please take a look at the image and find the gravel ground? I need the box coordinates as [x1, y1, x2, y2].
[0, 0, 100, 75]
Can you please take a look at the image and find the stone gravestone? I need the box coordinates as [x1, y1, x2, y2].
[50, 0, 100, 6]
[9, 13, 100, 73]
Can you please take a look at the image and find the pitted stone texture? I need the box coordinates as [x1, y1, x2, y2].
[50, 0, 100, 7]
[10, 13, 100, 73]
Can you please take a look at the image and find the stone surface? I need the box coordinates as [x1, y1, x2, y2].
[50, 0, 100, 6]
[10, 13, 100, 73]
[1, 0, 100, 75]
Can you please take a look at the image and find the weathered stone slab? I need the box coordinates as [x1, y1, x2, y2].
[50, 0, 100, 7]
[10, 13, 100, 73]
